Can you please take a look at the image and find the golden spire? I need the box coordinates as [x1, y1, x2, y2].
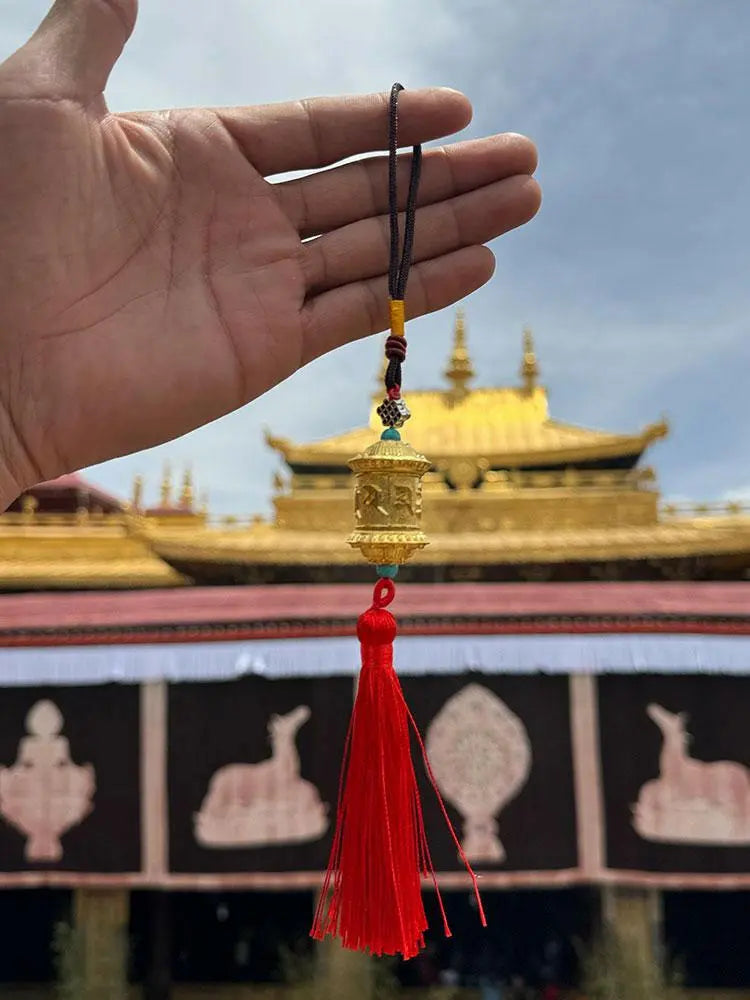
[160, 463, 172, 508]
[179, 467, 194, 510]
[21, 495, 38, 521]
[444, 308, 474, 402]
[520, 326, 539, 393]
[131, 475, 143, 512]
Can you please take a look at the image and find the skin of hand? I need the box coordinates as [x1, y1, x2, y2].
[0, 0, 541, 510]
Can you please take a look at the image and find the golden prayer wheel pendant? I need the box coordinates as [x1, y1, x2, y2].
[347, 432, 430, 566]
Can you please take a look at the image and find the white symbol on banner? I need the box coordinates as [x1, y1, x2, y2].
[0, 700, 96, 862]
[632, 703, 750, 846]
[425, 684, 532, 864]
[194, 705, 329, 848]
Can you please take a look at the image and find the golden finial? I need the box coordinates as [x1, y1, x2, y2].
[444, 308, 474, 402]
[160, 463, 172, 508]
[131, 475, 143, 512]
[21, 495, 38, 521]
[520, 326, 539, 393]
[179, 467, 194, 510]
[200, 490, 209, 516]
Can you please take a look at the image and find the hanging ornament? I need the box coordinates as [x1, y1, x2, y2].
[311, 83, 485, 961]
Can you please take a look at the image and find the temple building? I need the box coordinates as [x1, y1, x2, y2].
[0, 311, 749, 1000]
[5, 312, 750, 591]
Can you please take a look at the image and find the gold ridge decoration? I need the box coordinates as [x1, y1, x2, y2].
[347, 435, 430, 565]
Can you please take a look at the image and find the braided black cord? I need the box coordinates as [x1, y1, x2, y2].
[396, 142, 422, 299]
[386, 83, 422, 392]
[387, 83, 403, 302]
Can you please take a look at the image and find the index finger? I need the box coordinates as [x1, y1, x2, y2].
[214, 87, 473, 177]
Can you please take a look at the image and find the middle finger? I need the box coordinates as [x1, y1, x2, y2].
[301, 172, 541, 296]
[276, 133, 538, 239]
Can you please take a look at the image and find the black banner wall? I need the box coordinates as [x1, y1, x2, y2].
[598, 674, 750, 874]
[0, 668, 747, 886]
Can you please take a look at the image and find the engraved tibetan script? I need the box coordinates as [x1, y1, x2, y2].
[355, 483, 388, 520]
[355, 480, 415, 524]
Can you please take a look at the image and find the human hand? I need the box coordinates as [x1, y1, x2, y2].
[0, 0, 540, 508]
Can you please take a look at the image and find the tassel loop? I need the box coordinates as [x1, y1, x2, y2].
[357, 578, 397, 646]
[372, 577, 396, 608]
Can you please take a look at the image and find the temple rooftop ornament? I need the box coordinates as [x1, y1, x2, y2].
[160, 463, 172, 508]
[131, 474, 144, 512]
[179, 468, 194, 511]
[145, 464, 204, 525]
[520, 326, 539, 394]
[444, 308, 475, 403]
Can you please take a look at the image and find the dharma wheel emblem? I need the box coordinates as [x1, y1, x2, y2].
[425, 684, 532, 864]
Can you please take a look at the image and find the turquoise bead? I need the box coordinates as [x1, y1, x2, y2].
[380, 427, 401, 440]
[376, 564, 399, 579]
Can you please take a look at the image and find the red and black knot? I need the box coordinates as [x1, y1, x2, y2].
[385, 336, 407, 362]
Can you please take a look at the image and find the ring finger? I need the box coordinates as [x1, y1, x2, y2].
[302, 173, 541, 295]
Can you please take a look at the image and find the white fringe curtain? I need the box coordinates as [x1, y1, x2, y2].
[0, 633, 749, 686]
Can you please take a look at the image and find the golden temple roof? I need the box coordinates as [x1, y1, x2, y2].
[4, 310, 750, 589]
[266, 317, 668, 467]
[0, 513, 185, 590]
[151, 517, 750, 568]
[0, 469, 193, 591]
[268, 404, 668, 468]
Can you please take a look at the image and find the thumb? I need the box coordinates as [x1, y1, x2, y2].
[8, 0, 137, 99]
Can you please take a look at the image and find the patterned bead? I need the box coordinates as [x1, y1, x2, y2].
[377, 395, 411, 428]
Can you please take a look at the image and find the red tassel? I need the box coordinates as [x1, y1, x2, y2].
[312, 579, 485, 959]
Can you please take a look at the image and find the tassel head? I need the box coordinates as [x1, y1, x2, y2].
[312, 579, 484, 959]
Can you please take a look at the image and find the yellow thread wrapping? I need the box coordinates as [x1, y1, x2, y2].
[389, 299, 405, 338]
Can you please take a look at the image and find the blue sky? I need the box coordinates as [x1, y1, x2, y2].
[3, 0, 749, 514]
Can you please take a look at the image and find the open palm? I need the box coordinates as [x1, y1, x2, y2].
[0, 0, 540, 507]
